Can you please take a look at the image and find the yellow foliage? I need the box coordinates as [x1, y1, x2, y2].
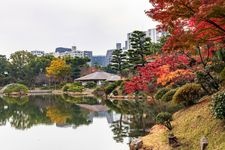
[46, 106, 71, 124]
[46, 58, 71, 79]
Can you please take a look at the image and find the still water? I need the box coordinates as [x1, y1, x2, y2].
[0, 95, 155, 150]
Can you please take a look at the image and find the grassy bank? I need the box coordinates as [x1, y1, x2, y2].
[142, 97, 225, 150]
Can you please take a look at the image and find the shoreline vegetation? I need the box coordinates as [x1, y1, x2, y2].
[0, 88, 148, 99]
[0, 89, 95, 97]
[0, 83, 29, 96]
[0, 82, 97, 97]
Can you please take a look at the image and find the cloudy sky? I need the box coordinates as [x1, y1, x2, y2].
[0, 0, 156, 56]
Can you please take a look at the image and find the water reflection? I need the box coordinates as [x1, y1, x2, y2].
[105, 99, 164, 143]
[0, 95, 162, 146]
[0, 95, 95, 129]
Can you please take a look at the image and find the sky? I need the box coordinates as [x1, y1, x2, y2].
[0, 0, 157, 57]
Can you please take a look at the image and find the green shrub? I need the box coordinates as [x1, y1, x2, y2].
[3, 83, 29, 95]
[62, 83, 84, 92]
[84, 82, 97, 89]
[212, 91, 225, 119]
[155, 88, 170, 100]
[173, 83, 202, 106]
[161, 89, 177, 102]
[93, 80, 122, 96]
[62, 84, 71, 92]
[156, 112, 172, 130]
[73, 82, 82, 86]
[105, 83, 117, 95]
[105, 81, 122, 95]
[68, 85, 84, 92]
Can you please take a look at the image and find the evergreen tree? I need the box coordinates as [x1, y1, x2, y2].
[127, 31, 151, 67]
[110, 49, 128, 76]
[64, 56, 90, 79]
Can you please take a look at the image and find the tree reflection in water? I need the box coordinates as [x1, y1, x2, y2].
[105, 99, 166, 143]
[0, 95, 169, 145]
[0, 95, 94, 130]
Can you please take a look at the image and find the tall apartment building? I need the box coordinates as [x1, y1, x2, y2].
[105, 49, 115, 66]
[116, 43, 122, 50]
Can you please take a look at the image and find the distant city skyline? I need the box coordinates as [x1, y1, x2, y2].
[0, 0, 157, 57]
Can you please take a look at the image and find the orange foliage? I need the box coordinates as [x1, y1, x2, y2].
[157, 69, 195, 86]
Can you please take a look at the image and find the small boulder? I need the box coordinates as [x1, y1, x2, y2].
[168, 133, 180, 148]
[130, 138, 143, 150]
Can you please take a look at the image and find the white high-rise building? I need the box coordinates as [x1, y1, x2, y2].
[145, 28, 166, 43]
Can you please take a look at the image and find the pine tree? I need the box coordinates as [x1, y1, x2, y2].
[127, 31, 151, 67]
[110, 49, 128, 76]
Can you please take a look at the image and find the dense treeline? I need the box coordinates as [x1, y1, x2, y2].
[0, 51, 90, 87]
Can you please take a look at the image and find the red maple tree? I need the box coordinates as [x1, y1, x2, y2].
[146, 0, 225, 57]
[124, 53, 194, 94]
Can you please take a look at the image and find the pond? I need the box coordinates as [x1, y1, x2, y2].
[0, 95, 166, 150]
